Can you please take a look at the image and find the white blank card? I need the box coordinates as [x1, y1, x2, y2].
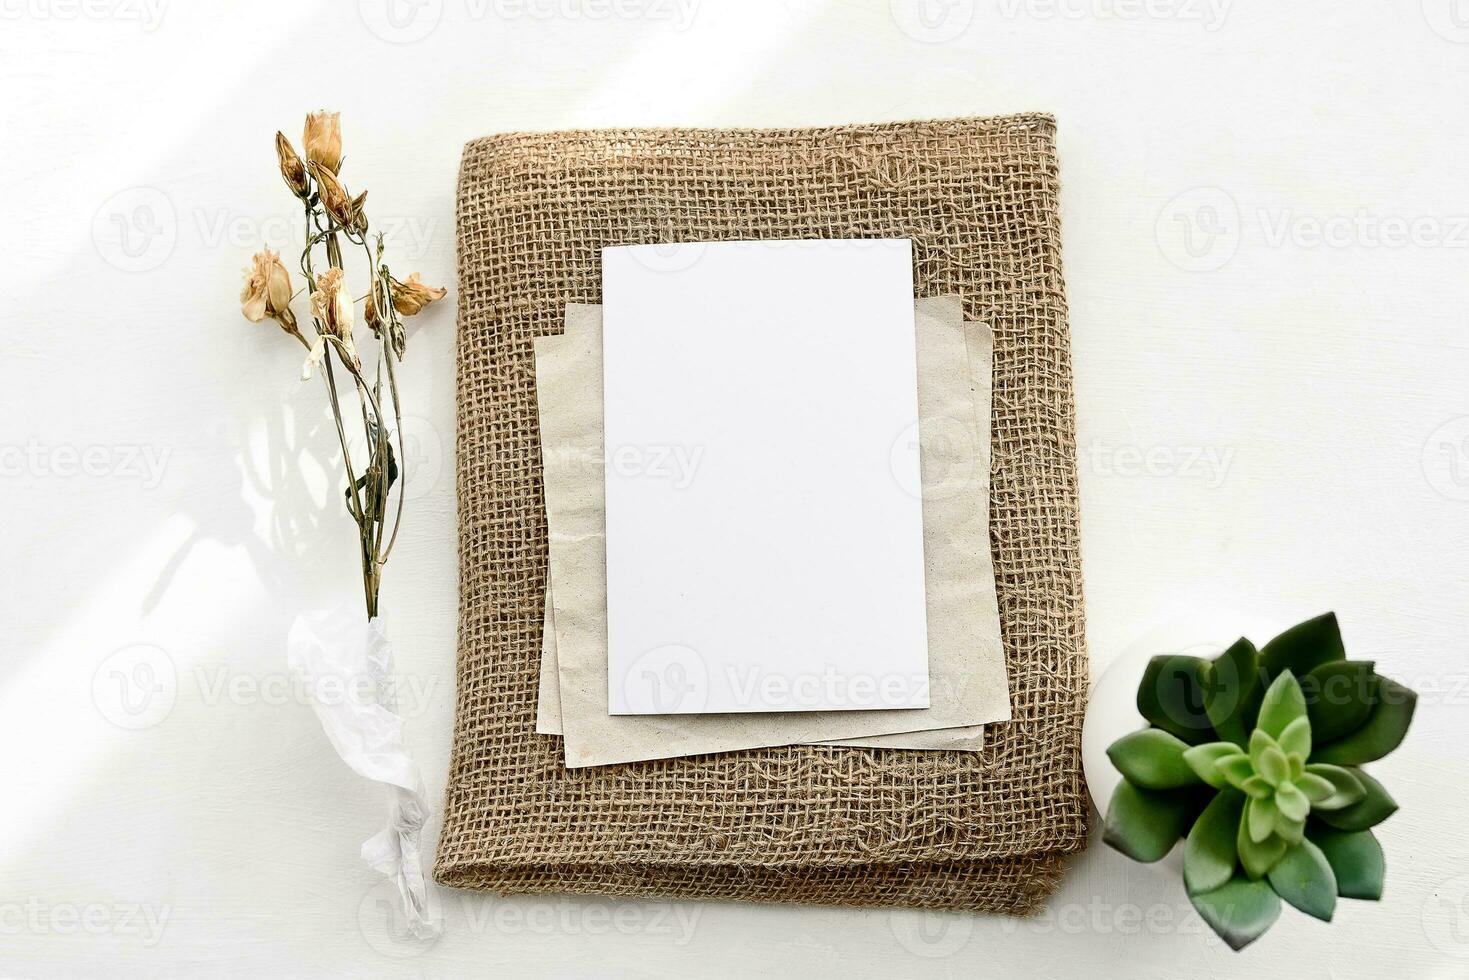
[601, 239, 930, 714]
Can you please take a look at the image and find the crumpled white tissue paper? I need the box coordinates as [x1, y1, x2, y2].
[287, 604, 441, 939]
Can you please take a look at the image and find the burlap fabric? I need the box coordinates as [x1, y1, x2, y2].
[436, 115, 1089, 912]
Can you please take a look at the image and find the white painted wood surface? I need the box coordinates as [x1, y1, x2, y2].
[3, 2, 1467, 976]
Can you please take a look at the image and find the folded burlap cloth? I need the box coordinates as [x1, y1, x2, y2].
[435, 115, 1089, 913]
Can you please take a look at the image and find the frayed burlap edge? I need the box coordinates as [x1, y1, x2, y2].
[439, 852, 1071, 916]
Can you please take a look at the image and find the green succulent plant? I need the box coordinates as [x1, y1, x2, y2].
[1102, 613, 1415, 951]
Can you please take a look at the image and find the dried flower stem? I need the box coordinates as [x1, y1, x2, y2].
[301, 208, 403, 616]
[240, 113, 444, 619]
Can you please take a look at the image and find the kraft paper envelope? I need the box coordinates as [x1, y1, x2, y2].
[535, 297, 1009, 766]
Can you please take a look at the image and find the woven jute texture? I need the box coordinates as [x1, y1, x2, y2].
[437, 115, 1089, 912]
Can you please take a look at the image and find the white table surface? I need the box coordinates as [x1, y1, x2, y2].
[4, 2, 1467, 977]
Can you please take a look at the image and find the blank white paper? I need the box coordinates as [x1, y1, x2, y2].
[601, 239, 929, 714]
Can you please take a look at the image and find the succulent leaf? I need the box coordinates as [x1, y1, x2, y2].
[1218, 754, 1256, 790]
[1302, 660, 1377, 743]
[1275, 782, 1310, 822]
[1137, 655, 1217, 744]
[1237, 815, 1288, 878]
[1296, 771, 1337, 803]
[1275, 815, 1305, 846]
[1257, 745, 1291, 786]
[1315, 770, 1398, 832]
[1310, 677, 1416, 766]
[1307, 825, 1385, 900]
[1256, 670, 1308, 740]
[1240, 775, 1273, 800]
[1278, 715, 1312, 760]
[1182, 742, 1245, 788]
[1190, 875, 1282, 951]
[1247, 729, 1275, 767]
[1205, 637, 1262, 747]
[1302, 764, 1366, 811]
[1106, 728, 1201, 790]
[1259, 612, 1345, 680]
[1247, 795, 1277, 843]
[1185, 789, 1245, 895]
[1103, 780, 1197, 862]
[1267, 839, 1337, 921]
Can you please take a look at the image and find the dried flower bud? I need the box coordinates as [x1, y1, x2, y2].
[311, 163, 355, 228]
[240, 249, 300, 337]
[364, 280, 385, 336]
[390, 273, 447, 316]
[389, 319, 406, 361]
[309, 266, 360, 372]
[303, 110, 342, 175]
[275, 132, 309, 200]
[348, 190, 369, 236]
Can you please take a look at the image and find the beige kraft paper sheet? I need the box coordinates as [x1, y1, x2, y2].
[535, 296, 1009, 766]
